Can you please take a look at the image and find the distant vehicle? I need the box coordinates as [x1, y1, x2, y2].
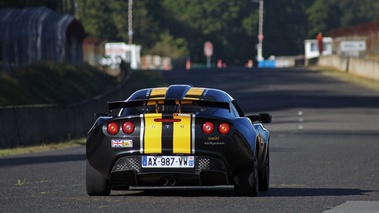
[86, 84, 272, 196]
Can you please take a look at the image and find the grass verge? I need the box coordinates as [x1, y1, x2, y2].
[311, 66, 379, 92]
[0, 138, 86, 157]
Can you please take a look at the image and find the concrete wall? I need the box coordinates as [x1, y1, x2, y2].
[0, 76, 131, 149]
[257, 56, 304, 68]
[318, 55, 349, 72]
[349, 57, 379, 80]
[318, 55, 379, 81]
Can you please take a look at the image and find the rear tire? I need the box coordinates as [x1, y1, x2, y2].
[234, 153, 259, 196]
[86, 161, 111, 196]
[259, 148, 270, 191]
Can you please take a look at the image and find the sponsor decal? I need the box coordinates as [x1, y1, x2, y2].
[204, 141, 225, 146]
[208, 136, 220, 140]
[111, 139, 133, 148]
[173, 113, 191, 117]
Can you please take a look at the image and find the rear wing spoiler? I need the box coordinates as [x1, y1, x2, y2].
[108, 99, 230, 112]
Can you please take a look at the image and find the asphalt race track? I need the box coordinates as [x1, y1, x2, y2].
[1, 67, 379, 213]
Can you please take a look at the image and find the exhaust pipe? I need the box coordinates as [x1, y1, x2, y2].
[160, 178, 169, 186]
[168, 178, 176, 186]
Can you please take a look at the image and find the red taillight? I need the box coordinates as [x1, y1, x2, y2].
[218, 123, 231, 135]
[202, 122, 214, 134]
[107, 122, 119, 135]
[122, 121, 135, 134]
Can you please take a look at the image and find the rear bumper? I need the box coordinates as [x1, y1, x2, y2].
[109, 155, 231, 186]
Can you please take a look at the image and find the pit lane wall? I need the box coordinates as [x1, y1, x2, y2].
[257, 56, 305, 68]
[318, 55, 379, 81]
[0, 78, 130, 149]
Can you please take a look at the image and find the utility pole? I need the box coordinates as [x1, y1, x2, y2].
[257, 0, 264, 61]
[128, 0, 133, 44]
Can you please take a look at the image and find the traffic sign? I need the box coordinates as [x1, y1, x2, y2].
[340, 41, 366, 51]
[204, 41, 213, 57]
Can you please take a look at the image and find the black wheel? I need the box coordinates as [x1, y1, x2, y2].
[86, 161, 111, 196]
[259, 148, 269, 191]
[234, 153, 259, 196]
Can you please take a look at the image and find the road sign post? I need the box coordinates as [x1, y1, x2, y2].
[204, 41, 213, 68]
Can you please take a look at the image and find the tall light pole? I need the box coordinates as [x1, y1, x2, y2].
[257, 0, 264, 61]
[128, 0, 133, 44]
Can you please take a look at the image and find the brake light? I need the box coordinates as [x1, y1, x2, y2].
[107, 122, 119, 135]
[122, 121, 135, 134]
[202, 122, 214, 134]
[218, 123, 231, 135]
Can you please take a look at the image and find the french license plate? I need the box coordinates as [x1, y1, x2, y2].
[142, 156, 194, 168]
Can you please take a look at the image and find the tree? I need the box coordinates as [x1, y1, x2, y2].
[162, 0, 258, 64]
[149, 32, 189, 58]
[263, 0, 312, 56]
[76, 0, 118, 40]
[4, 0, 379, 65]
[306, 0, 332, 36]
[307, 0, 379, 37]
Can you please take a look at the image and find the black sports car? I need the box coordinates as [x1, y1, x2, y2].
[86, 84, 271, 196]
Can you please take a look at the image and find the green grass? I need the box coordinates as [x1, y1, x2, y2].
[0, 62, 117, 106]
[0, 63, 168, 156]
[0, 138, 86, 157]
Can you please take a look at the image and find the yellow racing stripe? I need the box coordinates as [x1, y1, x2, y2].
[185, 88, 205, 100]
[149, 87, 167, 99]
[144, 114, 162, 154]
[173, 114, 192, 154]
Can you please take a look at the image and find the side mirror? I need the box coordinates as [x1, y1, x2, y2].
[247, 113, 272, 123]
[247, 114, 259, 122]
[258, 113, 272, 123]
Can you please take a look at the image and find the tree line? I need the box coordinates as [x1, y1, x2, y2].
[2, 0, 379, 65]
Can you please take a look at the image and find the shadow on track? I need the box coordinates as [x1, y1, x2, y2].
[113, 186, 235, 197]
[0, 154, 86, 167]
[260, 187, 374, 197]
[110, 186, 373, 197]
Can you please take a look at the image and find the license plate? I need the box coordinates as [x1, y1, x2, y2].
[142, 156, 194, 168]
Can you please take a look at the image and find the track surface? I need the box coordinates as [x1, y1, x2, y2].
[1, 67, 379, 213]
